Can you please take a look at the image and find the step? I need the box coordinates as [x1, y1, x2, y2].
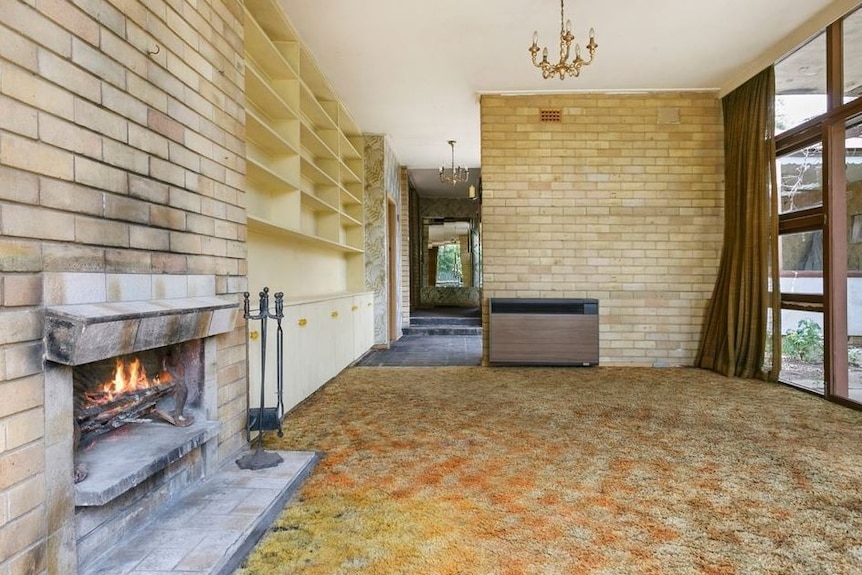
[84, 449, 318, 575]
[410, 316, 481, 327]
[402, 326, 482, 336]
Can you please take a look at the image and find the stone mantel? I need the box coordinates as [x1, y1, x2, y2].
[44, 296, 239, 366]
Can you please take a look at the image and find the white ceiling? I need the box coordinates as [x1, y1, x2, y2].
[278, 0, 860, 191]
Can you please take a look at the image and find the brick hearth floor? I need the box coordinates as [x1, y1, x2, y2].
[84, 450, 318, 575]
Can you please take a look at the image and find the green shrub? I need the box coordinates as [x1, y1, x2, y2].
[782, 319, 824, 363]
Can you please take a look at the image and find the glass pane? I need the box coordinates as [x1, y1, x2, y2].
[779, 310, 825, 394]
[845, 121, 862, 404]
[778, 143, 823, 214]
[436, 243, 463, 286]
[844, 8, 862, 104]
[780, 231, 823, 292]
[775, 31, 827, 134]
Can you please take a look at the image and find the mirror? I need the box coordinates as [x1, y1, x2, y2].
[423, 218, 481, 288]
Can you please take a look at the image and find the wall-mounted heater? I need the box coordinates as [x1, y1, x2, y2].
[489, 298, 599, 366]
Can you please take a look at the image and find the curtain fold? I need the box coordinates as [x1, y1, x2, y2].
[696, 67, 778, 380]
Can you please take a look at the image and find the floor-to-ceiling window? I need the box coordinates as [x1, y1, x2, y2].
[774, 6, 862, 407]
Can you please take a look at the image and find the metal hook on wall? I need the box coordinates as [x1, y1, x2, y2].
[147, 44, 160, 56]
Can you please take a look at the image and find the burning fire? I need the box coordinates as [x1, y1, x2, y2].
[84, 357, 172, 404]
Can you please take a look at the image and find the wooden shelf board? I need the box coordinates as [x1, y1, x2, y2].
[248, 214, 363, 253]
[244, 9, 297, 81]
[300, 122, 337, 160]
[340, 161, 361, 184]
[300, 84, 337, 131]
[300, 154, 339, 187]
[340, 212, 362, 227]
[299, 47, 336, 101]
[339, 132, 361, 160]
[246, 109, 298, 155]
[247, 156, 300, 191]
[245, 64, 297, 122]
[244, 0, 297, 43]
[301, 190, 339, 214]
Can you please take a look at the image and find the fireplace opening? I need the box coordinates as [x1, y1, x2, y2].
[73, 341, 204, 450]
[42, 286, 240, 572]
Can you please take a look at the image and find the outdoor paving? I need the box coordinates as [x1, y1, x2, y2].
[83, 450, 318, 575]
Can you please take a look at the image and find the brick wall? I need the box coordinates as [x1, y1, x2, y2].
[480, 92, 724, 366]
[0, 0, 247, 571]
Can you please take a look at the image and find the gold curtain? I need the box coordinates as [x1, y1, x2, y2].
[696, 67, 779, 380]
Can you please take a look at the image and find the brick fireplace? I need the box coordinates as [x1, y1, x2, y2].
[41, 273, 239, 573]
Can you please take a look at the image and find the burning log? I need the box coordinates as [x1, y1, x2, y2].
[76, 381, 176, 442]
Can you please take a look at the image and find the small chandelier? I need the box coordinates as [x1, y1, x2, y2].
[439, 140, 469, 185]
[529, 0, 597, 80]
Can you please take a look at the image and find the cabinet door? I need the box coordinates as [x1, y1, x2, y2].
[331, 296, 354, 370]
[281, 302, 310, 413]
[298, 302, 329, 399]
[354, 293, 374, 357]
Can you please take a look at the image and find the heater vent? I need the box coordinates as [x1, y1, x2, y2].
[489, 298, 599, 366]
[540, 109, 562, 123]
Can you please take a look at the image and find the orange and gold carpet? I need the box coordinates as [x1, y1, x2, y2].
[237, 366, 862, 574]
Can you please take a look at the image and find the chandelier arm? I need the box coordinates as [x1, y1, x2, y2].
[529, 0, 596, 80]
[581, 41, 597, 66]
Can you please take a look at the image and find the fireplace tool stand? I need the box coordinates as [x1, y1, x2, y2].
[237, 287, 285, 471]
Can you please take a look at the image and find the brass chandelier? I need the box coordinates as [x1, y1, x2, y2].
[439, 140, 469, 185]
[529, 0, 597, 80]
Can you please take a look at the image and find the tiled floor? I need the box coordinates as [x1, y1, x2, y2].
[356, 307, 484, 367]
[354, 334, 483, 366]
[83, 450, 318, 575]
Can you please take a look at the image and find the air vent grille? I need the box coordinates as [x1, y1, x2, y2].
[540, 109, 562, 123]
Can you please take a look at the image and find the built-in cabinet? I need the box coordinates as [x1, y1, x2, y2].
[246, 292, 374, 413]
[244, 0, 372, 412]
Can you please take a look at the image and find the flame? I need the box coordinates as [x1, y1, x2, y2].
[85, 357, 172, 405]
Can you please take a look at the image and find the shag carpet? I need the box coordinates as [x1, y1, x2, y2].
[237, 367, 862, 574]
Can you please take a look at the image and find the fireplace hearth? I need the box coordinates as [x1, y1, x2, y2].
[44, 292, 239, 572]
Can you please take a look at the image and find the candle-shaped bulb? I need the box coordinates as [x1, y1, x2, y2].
[565, 19, 572, 33]
[542, 46, 548, 61]
[532, 31, 538, 46]
[589, 27, 595, 39]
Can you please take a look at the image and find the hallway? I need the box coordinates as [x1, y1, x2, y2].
[355, 307, 482, 366]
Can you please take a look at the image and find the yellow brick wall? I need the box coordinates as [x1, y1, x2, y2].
[0, 0, 247, 571]
[480, 92, 724, 366]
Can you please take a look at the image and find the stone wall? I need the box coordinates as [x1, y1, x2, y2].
[480, 92, 725, 366]
[400, 167, 411, 327]
[364, 135, 403, 345]
[0, 0, 247, 571]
